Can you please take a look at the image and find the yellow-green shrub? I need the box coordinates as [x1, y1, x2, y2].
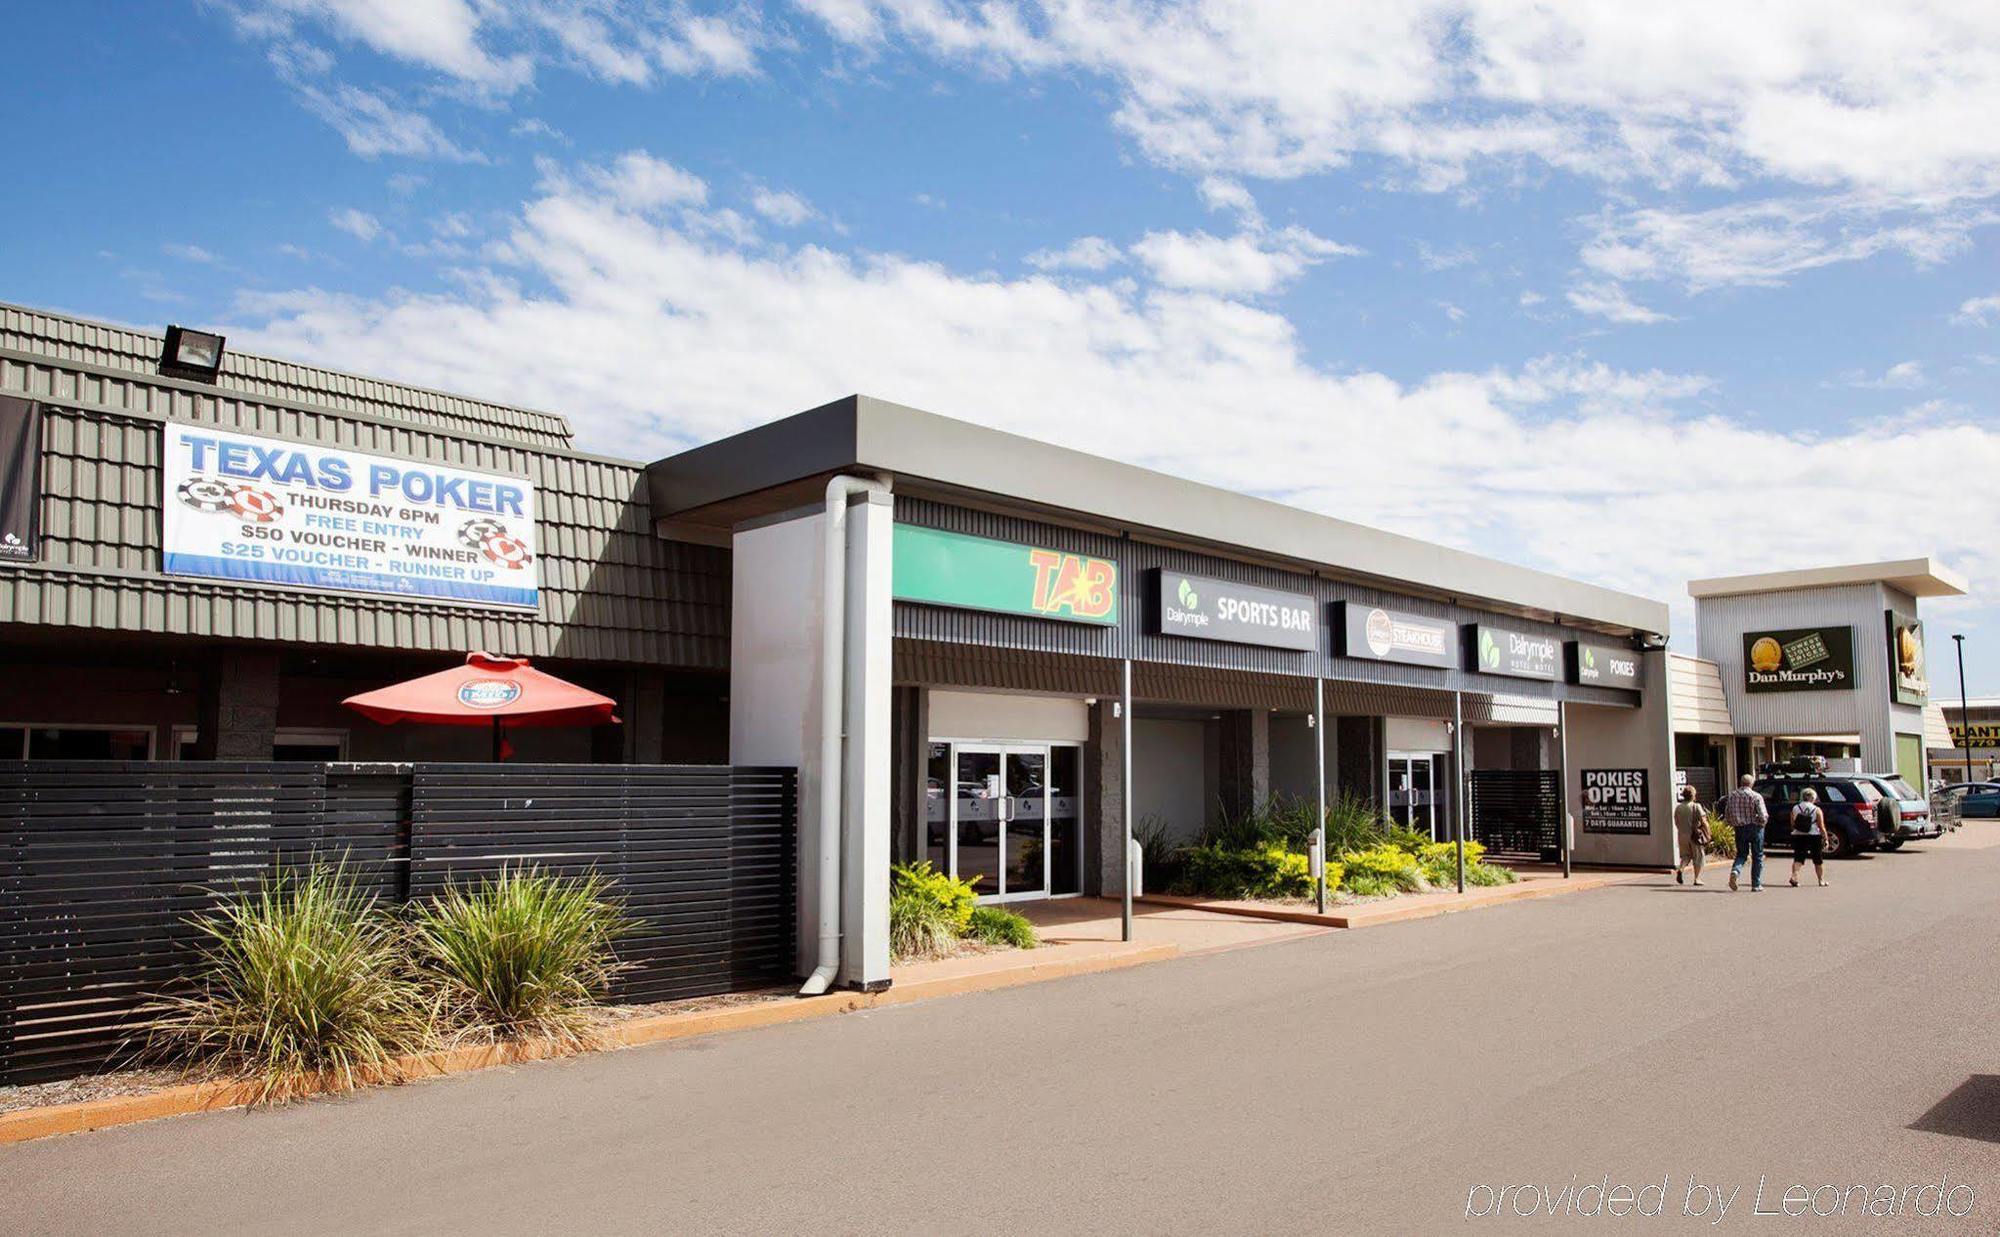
[1339, 844, 1426, 896]
[891, 861, 978, 931]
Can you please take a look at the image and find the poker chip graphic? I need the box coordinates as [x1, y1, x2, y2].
[480, 533, 533, 569]
[227, 487, 282, 523]
[177, 478, 234, 512]
[458, 518, 508, 549]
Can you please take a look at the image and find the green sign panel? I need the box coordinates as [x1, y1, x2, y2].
[892, 524, 1119, 625]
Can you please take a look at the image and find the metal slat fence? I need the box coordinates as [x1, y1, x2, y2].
[1467, 769, 1563, 861]
[0, 761, 795, 1085]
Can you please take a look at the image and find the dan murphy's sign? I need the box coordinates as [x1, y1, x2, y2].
[1468, 622, 1560, 681]
[892, 524, 1118, 625]
[1743, 626, 1854, 693]
[1152, 570, 1315, 651]
[1336, 602, 1457, 669]
[163, 425, 539, 609]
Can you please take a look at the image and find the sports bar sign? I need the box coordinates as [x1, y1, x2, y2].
[892, 524, 1118, 625]
[1335, 602, 1457, 669]
[162, 425, 540, 609]
[1743, 626, 1855, 693]
[1152, 569, 1316, 651]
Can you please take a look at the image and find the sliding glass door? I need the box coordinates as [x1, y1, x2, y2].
[925, 740, 1083, 902]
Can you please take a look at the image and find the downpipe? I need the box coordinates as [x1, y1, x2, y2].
[799, 473, 889, 996]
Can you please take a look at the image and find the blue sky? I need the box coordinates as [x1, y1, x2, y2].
[4, 2, 1998, 691]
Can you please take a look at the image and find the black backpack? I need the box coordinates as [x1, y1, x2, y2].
[1790, 802, 1823, 836]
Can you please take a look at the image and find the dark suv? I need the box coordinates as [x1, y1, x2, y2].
[1753, 765, 1883, 858]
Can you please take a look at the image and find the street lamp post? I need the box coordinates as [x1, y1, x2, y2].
[1953, 634, 1972, 782]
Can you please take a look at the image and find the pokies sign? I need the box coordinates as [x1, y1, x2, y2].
[892, 524, 1119, 625]
[1581, 768, 1650, 834]
[1569, 640, 1644, 690]
[161, 425, 539, 609]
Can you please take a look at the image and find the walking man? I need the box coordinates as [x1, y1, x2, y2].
[1721, 773, 1769, 891]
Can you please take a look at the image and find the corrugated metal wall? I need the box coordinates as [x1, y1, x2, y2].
[1694, 582, 1921, 767]
[0, 321, 729, 668]
[893, 496, 1639, 709]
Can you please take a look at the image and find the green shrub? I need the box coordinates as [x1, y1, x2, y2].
[890, 888, 959, 961]
[966, 905, 1038, 949]
[409, 866, 631, 1046]
[891, 861, 978, 932]
[1465, 862, 1516, 887]
[1133, 814, 1187, 891]
[1706, 814, 1736, 859]
[1175, 842, 1314, 900]
[1322, 793, 1393, 856]
[154, 861, 434, 1101]
[1385, 825, 1434, 856]
[1198, 796, 1316, 852]
[1339, 844, 1426, 897]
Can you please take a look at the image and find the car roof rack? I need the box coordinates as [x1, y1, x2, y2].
[1757, 755, 1828, 778]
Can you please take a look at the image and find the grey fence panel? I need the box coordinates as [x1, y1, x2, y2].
[0, 761, 796, 1085]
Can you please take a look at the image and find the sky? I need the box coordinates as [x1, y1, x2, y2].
[3, 1, 1998, 691]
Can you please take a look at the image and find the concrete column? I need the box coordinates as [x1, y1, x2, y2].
[889, 686, 929, 865]
[841, 490, 893, 991]
[1085, 700, 1125, 897]
[194, 648, 279, 760]
[1217, 708, 1270, 820]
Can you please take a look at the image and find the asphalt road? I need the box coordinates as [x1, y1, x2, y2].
[7, 831, 2000, 1235]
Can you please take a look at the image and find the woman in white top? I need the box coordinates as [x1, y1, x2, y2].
[1789, 787, 1829, 888]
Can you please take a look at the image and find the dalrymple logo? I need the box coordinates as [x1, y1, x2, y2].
[458, 680, 522, 709]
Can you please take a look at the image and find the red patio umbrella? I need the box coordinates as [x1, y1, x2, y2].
[342, 651, 620, 761]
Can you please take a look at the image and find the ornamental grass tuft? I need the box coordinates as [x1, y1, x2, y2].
[409, 865, 631, 1048]
[152, 861, 435, 1103]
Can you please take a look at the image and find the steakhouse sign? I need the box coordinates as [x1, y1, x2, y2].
[892, 524, 1118, 625]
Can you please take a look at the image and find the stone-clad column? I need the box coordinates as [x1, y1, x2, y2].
[194, 648, 279, 760]
[1086, 700, 1125, 897]
[1217, 708, 1270, 820]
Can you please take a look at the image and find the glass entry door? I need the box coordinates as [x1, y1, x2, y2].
[926, 741, 1082, 902]
[1388, 751, 1444, 839]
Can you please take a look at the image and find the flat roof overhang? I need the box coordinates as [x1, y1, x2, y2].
[647, 395, 1672, 639]
[1689, 558, 1969, 601]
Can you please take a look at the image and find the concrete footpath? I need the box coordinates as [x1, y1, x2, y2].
[5, 827, 1997, 1233]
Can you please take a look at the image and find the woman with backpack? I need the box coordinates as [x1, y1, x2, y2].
[1789, 787, 1830, 888]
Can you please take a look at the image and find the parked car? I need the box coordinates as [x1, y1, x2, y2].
[1856, 774, 1942, 849]
[1943, 782, 2000, 819]
[1754, 765, 1884, 858]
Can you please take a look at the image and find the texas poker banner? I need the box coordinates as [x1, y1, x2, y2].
[162, 424, 539, 610]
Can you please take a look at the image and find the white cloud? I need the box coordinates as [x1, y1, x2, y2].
[1416, 241, 1476, 271]
[588, 152, 709, 211]
[224, 152, 2000, 632]
[653, 12, 761, 77]
[1518, 290, 1545, 307]
[1954, 293, 2000, 326]
[296, 83, 485, 161]
[1566, 281, 1671, 325]
[231, 0, 532, 91]
[1579, 194, 1986, 292]
[1130, 226, 1357, 295]
[1842, 360, 1927, 390]
[795, 1, 2000, 202]
[1196, 177, 1261, 225]
[163, 243, 219, 264]
[1439, 301, 1466, 323]
[750, 187, 819, 227]
[328, 207, 382, 242]
[1025, 236, 1123, 272]
[510, 117, 569, 144]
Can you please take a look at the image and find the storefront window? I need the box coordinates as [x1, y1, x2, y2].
[21, 727, 152, 760]
[925, 742, 950, 872]
[1048, 745, 1081, 895]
